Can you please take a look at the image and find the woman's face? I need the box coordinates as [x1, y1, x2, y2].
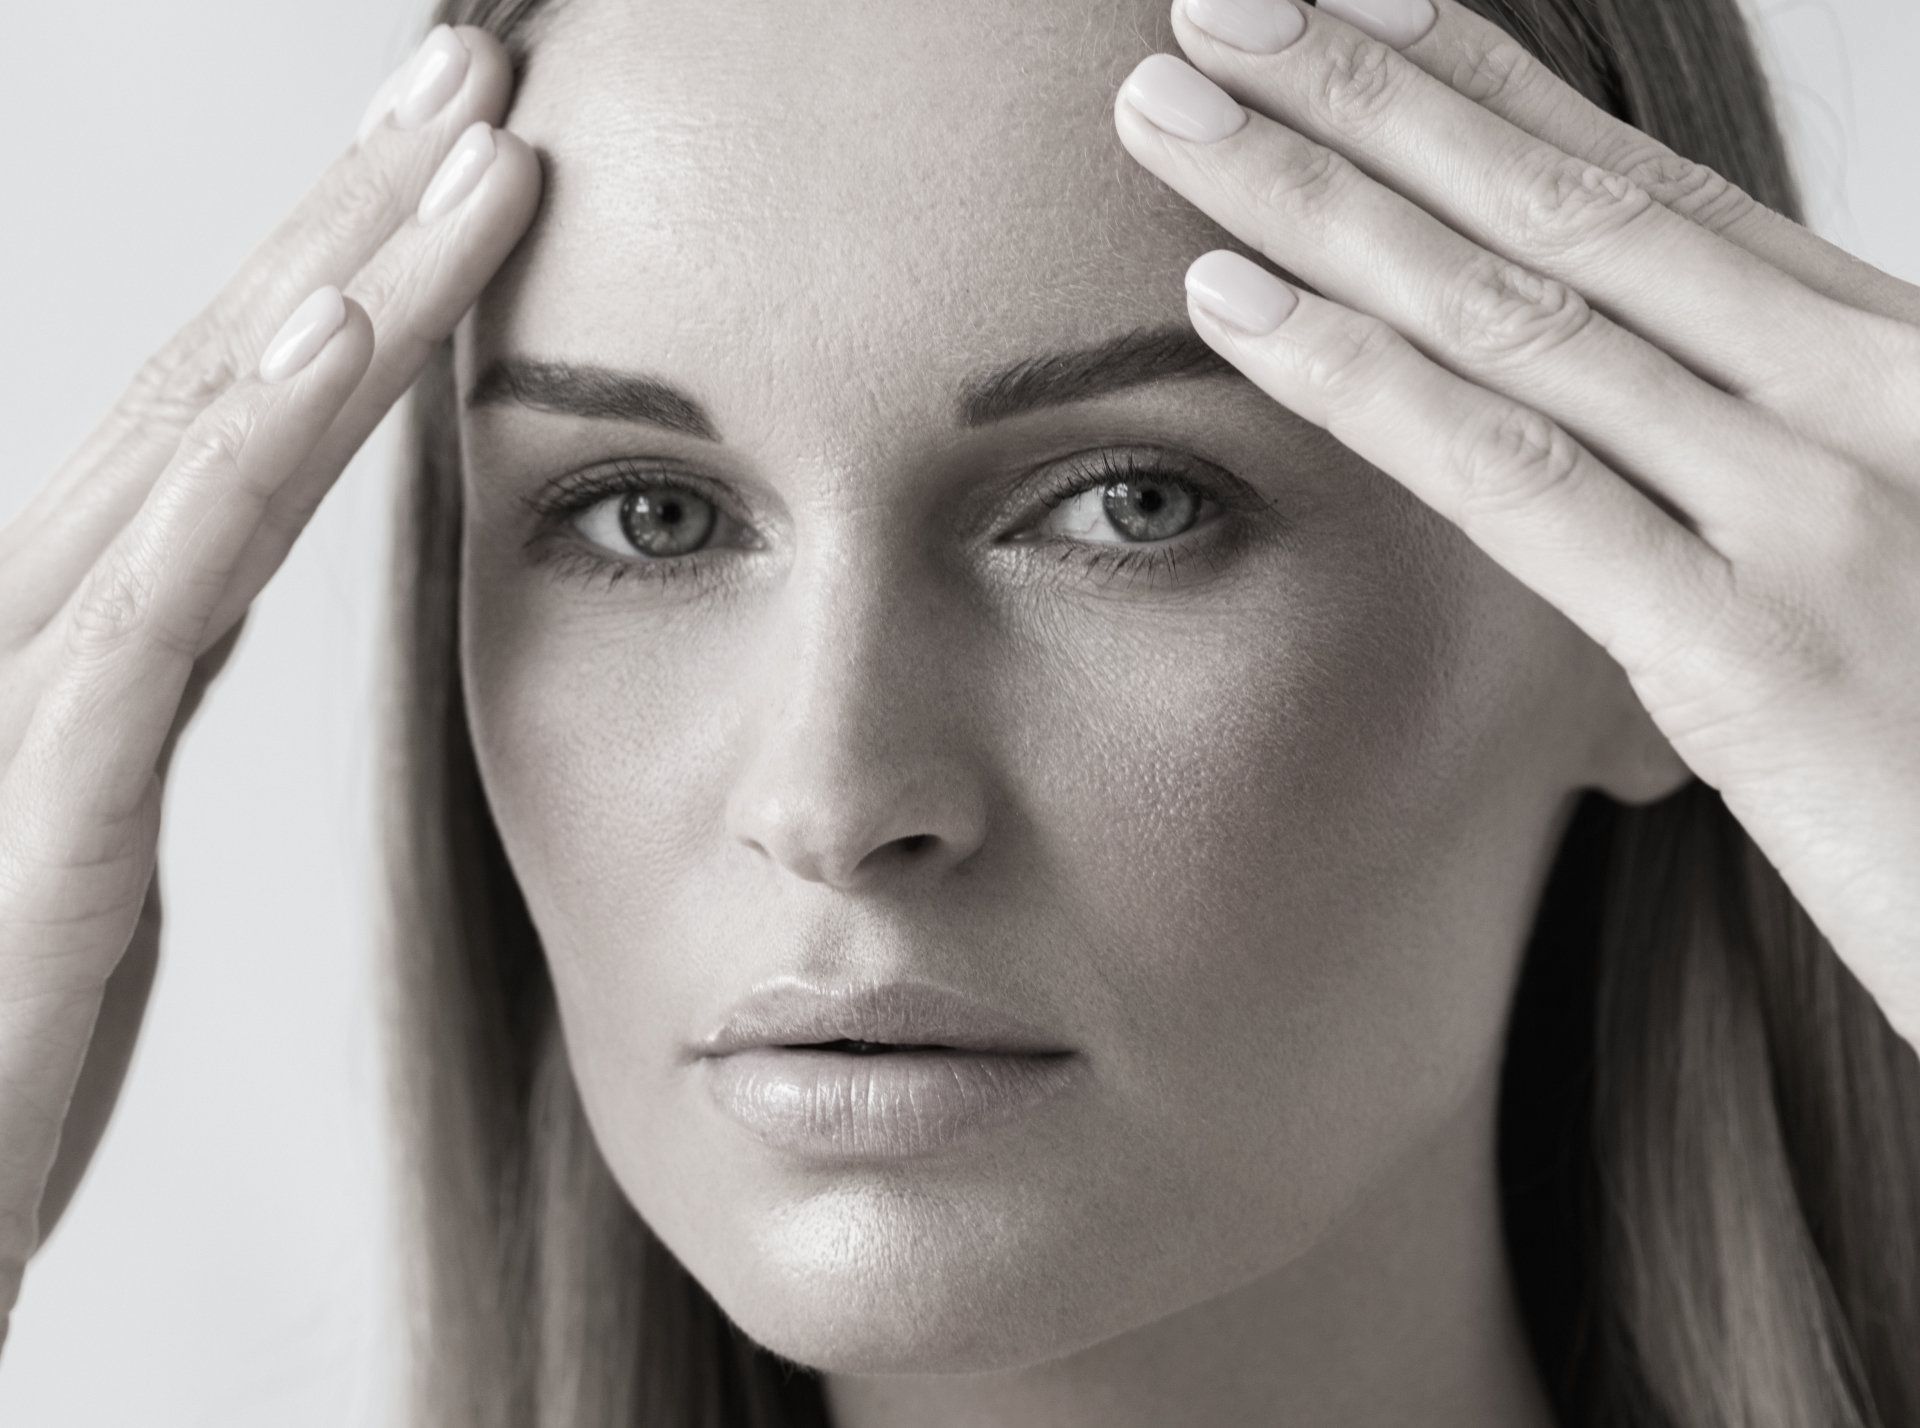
[455, 0, 1659, 1376]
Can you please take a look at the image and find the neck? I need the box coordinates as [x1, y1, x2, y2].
[823, 1052, 1558, 1428]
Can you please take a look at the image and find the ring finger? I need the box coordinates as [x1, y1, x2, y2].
[1180, 253, 1732, 685]
[1112, 55, 1854, 544]
[0, 23, 513, 640]
[1161, 2, 1874, 399]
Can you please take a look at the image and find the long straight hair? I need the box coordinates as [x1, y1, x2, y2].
[377, 1, 1920, 1422]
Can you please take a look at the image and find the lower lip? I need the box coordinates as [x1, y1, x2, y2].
[699, 1047, 1087, 1159]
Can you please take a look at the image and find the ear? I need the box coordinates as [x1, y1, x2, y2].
[1580, 663, 1695, 806]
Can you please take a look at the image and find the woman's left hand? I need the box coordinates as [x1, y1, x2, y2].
[1112, 0, 1920, 1053]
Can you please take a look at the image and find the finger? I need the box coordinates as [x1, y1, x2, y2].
[156, 609, 249, 786]
[0, 23, 512, 642]
[32, 869, 160, 1249]
[1393, 0, 1920, 327]
[1163, 7, 1881, 403]
[11, 292, 374, 861]
[1112, 61, 1857, 547]
[1180, 248, 1730, 681]
[199, 121, 541, 644]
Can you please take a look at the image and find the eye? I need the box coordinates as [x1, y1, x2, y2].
[519, 447, 1277, 594]
[517, 459, 752, 593]
[576, 481, 717, 559]
[1020, 448, 1214, 547]
[1036, 466, 1198, 545]
[1001, 445, 1276, 588]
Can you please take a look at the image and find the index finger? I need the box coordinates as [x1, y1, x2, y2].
[15, 25, 514, 551]
[1368, 0, 1920, 322]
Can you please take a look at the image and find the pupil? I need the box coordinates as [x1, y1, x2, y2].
[622, 491, 721, 556]
[1105, 481, 1190, 545]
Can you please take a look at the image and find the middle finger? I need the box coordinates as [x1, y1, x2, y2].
[1155, 0, 1854, 402]
[1112, 55, 1849, 542]
[3, 24, 513, 639]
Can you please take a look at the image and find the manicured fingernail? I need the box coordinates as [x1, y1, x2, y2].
[1316, 0, 1437, 48]
[356, 25, 469, 142]
[392, 25, 471, 129]
[417, 121, 496, 223]
[1185, 251, 1297, 335]
[1183, 0, 1308, 53]
[1120, 54, 1248, 142]
[259, 286, 347, 383]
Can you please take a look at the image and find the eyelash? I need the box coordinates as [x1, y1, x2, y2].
[517, 448, 1276, 595]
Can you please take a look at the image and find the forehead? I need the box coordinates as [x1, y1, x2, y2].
[467, 0, 1240, 441]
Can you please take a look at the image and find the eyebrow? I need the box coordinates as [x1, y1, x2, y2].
[463, 322, 1244, 438]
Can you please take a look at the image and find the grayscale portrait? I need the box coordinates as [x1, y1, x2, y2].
[2, 0, 1916, 1424]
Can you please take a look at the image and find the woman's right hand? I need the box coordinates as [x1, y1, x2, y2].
[0, 23, 539, 1353]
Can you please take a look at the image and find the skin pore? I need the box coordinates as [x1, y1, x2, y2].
[450, 0, 1688, 1423]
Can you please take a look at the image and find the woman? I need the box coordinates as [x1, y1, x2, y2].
[2, 0, 1915, 1422]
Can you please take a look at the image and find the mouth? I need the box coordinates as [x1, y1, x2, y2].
[699, 1040, 1088, 1158]
[690, 980, 1085, 1157]
[691, 978, 1076, 1060]
[782, 1039, 1066, 1056]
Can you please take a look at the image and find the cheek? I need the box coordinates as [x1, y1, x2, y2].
[983, 512, 1584, 1250]
[458, 501, 1589, 1365]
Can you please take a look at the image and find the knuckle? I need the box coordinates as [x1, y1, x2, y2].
[173, 400, 265, 499]
[1617, 149, 1755, 231]
[1448, 403, 1586, 528]
[1299, 317, 1403, 405]
[1447, 38, 1539, 106]
[1516, 156, 1657, 256]
[64, 540, 177, 663]
[1707, 581, 1848, 706]
[122, 321, 245, 434]
[314, 160, 403, 251]
[1785, 458, 1903, 573]
[1307, 31, 1405, 137]
[1440, 255, 1597, 366]
[1252, 136, 1351, 224]
[345, 250, 408, 331]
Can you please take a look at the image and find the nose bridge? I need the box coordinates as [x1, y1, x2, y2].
[725, 524, 989, 890]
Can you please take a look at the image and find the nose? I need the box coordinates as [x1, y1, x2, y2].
[724, 546, 990, 891]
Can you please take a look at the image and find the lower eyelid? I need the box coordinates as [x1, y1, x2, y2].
[533, 468, 1265, 591]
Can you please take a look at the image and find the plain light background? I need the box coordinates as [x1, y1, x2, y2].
[1, 1, 1914, 1423]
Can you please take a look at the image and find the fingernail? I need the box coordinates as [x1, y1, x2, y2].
[356, 25, 469, 143]
[391, 25, 471, 129]
[417, 121, 496, 224]
[1185, 251, 1297, 335]
[259, 286, 347, 383]
[1120, 53, 1248, 142]
[1316, 0, 1437, 48]
[1182, 0, 1308, 53]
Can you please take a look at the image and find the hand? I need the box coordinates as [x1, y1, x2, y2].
[0, 22, 539, 1348]
[1111, 0, 1920, 1051]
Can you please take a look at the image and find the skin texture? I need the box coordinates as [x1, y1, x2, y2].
[453, 0, 1686, 1422]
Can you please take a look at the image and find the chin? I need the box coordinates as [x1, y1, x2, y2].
[724, 1287, 1082, 1377]
[692, 1186, 1129, 1376]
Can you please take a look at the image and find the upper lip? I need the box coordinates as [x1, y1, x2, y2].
[692, 978, 1074, 1058]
